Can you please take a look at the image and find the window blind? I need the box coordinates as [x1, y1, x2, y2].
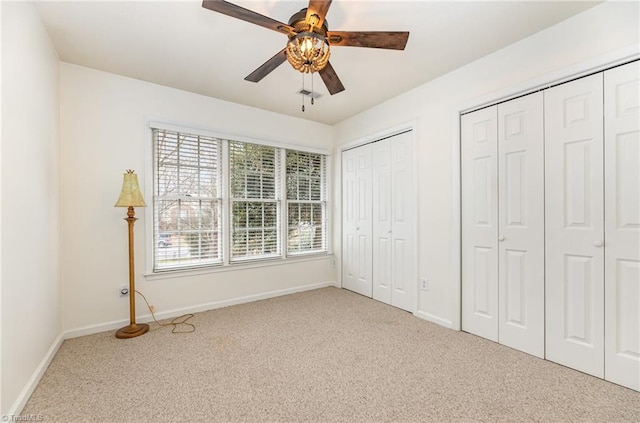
[286, 150, 327, 254]
[153, 129, 222, 271]
[229, 141, 281, 260]
[151, 127, 328, 272]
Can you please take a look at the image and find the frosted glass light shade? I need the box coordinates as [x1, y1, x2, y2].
[115, 170, 147, 207]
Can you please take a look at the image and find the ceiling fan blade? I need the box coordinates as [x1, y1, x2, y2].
[244, 48, 287, 82]
[202, 0, 293, 35]
[327, 31, 410, 50]
[319, 62, 345, 95]
[306, 0, 332, 28]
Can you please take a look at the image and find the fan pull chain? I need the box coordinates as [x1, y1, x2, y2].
[311, 73, 315, 106]
[301, 72, 305, 112]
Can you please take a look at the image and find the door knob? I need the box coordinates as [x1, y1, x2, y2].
[593, 240, 603, 247]
[388, 230, 392, 234]
[356, 227, 360, 231]
[498, 236, 505, 241]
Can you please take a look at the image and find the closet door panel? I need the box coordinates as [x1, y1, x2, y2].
[390, 131, 417, 312]
[373, 138, 392, 304]
[497, 92, 545, 358]
[545, 73, 604, 377]
[342, 144, 373, 297]
[342, 148, 358, 292]
[604, 61, 640, 391]
[462, 107, 499, 341]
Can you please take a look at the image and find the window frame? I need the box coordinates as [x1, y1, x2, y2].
[228, 140, 282, 262]
[285, 150, 328, 257]
[151, 128, 223, 272]
[144, 120, 331, 277]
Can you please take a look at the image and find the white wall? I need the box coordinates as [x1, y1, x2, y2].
[1, 2, 61, 414]
[60, 63, 336, 334]
[333, 1, 640, 329]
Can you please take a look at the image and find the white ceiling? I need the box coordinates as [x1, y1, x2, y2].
[35, 0, 600, 125]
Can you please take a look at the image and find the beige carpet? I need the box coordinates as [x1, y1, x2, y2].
[23, 287, 640, 422]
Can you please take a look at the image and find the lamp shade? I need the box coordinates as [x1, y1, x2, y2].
[115, 170, 147, 207]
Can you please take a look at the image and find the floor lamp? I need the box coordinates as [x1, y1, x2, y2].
[114, 169, 149, 339]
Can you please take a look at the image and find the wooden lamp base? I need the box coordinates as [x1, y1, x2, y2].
[115, 323, 149, 339]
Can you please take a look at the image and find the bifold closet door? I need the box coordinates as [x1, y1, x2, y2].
[342, 144, 373, 297]
[373, 138, 392, 304]
[604, 61, 640, 391]
[545, 73, 605, 378]
[497, 92, 544, 358]
[388, 131, 417, 311]
[462, 106, 499, 342]
[372, 131, 416, 312]
[462, 94, 545, 355]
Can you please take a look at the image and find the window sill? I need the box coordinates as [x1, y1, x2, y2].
[144, 253, 334, 281]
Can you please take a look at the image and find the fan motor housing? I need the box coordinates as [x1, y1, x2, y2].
[288, 8, 328, 37]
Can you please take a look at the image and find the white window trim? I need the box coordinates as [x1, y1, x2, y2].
[144, 117, 331, 277]
[144, 252, 334, 280]
[147, 119, 330, 155]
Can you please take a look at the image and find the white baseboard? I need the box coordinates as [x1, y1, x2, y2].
[64, 281, 339, 339]
[7, 333, 64, 416]
[414, 310, 455, 330]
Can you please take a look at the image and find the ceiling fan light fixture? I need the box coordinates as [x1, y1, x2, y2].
[286, 32, 330, 74]
[202, 1, 408, 96]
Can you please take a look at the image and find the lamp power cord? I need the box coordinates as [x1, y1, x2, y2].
[135, 290, 196, 334]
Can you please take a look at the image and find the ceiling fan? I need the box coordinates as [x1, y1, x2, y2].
[202, 0, 410, 95]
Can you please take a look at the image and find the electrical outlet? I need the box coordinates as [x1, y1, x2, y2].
[120, 284, 129, 296]
[420, 278, 429, 291]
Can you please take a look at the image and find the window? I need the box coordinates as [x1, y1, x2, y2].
[286, 150, 327, 255]
[229, 141, 281, 261]
[151, 126, 328, 272]
[153, 129, 222, 271]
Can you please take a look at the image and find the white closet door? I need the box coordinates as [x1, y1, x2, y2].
[373, 132, 417, 311]
[545, 73, 604, 377]
[604, 61, 640, 391]
[497, 92, 545, 358]
[462, 107, 499, 342]
[373, 138, 392, 304]
[342, 144, 373, 297]
[389, 131, 417, 312]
